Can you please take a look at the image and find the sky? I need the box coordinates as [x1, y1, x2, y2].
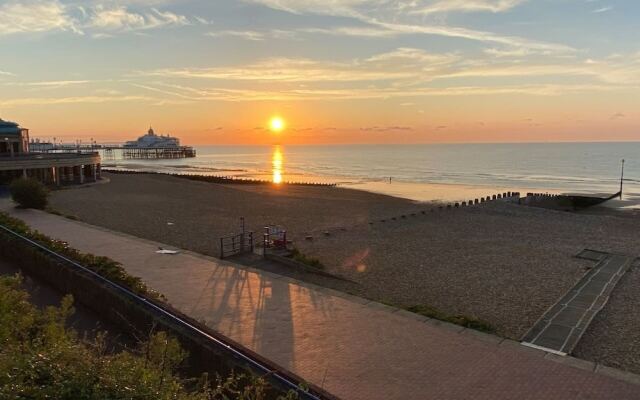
[0, 0, 639, 145]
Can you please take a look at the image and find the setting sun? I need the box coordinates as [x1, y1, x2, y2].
[269, 117, 285, 133]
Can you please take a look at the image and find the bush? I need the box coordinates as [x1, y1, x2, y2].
[0, 274, 301, 400]
[9, 178, 48, 209]
[0, 212, 162, 300]
[289, 248, 324, 270]
[406, 305, 496, 334]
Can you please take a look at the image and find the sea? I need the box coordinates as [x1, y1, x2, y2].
[101, 142, 640, 207]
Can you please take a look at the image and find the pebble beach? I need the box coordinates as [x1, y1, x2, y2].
[49, 172, 640, 374]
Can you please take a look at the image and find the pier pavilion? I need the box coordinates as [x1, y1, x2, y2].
[0, 119, 101, 185]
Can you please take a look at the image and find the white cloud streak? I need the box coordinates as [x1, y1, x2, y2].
[0, 0, 78, 36]
[0, 0, 195, 37]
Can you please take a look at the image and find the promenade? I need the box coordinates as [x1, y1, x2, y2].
[3, 204, 640, 400]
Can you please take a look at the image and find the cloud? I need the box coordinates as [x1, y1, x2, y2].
[592, 6, 613, 13]
[4, 80, 91, 88]
[0, 1, 194, 37]
[610, 112, 625, 119]
[247, 0, 571, 55]
[360, 126, 413, 132]
[88, 6, 190, 31]
[0, 0, 79, 36]
[206, 29, 296, 41]
[139, 46, 640, 90]
[0, 95, 153, 107]
[410, 0, 526, 15]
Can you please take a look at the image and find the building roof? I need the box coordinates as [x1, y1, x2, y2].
[0, 119, 24, 135]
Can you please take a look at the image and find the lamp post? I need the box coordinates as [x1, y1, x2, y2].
[620, 159, 625, 200]
[4, 138, 11, 157]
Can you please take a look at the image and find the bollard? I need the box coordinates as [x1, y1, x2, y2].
[475, 199, 479, 204]
[508, 191, 512, 197]
[492, 195, 497, 200]
[481, 198, 485, 203]
[498, 194, 502, 199]
[462, 201, 466, 206]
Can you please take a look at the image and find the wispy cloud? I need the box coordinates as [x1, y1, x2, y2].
[247, 0, 569, 55]
[139, 47, 640, 87]
[4, 80, 91, 88]
[88, 5, 190, 31]
[0, 0, 195, 37]
[206, 29, 295, 41]
[0, 0, 78, 36]
[128, 45, 640, 103]
[592, 6, 613, 13]
[0, 95, 153, 107]
[410, 0, 526, 15]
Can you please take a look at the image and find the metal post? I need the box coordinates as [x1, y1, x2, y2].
[620, 159, 625, 199]
[240, 217, 245, 253]
[220, 237, 224, 259]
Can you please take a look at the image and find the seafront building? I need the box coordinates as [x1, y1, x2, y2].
[124, 127, 180, 148]
[0, 118, 101, 185]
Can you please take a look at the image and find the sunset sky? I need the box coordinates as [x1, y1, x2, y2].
[0, 0, 639, 144]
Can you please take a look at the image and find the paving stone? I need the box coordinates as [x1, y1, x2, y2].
[544, 353, 596, 372]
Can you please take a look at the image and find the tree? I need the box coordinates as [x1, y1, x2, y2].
[9, 178, 48, 209]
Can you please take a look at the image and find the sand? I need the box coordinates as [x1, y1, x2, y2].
[49, 172, 640, 373]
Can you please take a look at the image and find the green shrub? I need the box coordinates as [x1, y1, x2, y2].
[0, 274, 301, 400]
[0, 212, 162, 300]
[289, 248, 324, 270]
[9, 178, 48, 209]
[406, 305, 496, 334]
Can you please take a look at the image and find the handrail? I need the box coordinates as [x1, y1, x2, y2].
[0, 152, 99, 159]
[0, 223, 321, 400]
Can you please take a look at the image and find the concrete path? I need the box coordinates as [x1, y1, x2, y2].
[3, 205, 640, 400]
[522, 250, 634, 355]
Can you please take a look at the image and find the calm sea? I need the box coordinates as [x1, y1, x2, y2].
[102, 143, 640, 206]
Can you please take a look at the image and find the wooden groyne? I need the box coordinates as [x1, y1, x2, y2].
[102, 168, 337, 187]
[521, 191, 620, 211]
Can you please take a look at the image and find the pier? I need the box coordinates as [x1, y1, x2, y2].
[30, 143, 196, 160]
[108, 146, 196, 159]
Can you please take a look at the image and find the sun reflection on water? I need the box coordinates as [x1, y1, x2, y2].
[272, 145, 283, 184]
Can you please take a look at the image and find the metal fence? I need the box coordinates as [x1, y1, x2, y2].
[0, 223, 322, 400]
[219, 231, 254, 259]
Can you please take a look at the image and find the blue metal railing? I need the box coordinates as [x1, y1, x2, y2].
[0, 223, 323, 400]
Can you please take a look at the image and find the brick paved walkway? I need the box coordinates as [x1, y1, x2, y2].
[3, 205, 640, 400]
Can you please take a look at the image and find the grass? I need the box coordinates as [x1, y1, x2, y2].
[46, 207, 80, 221]
[289, 248, 325, 270]
[406, 305, 496, 334]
